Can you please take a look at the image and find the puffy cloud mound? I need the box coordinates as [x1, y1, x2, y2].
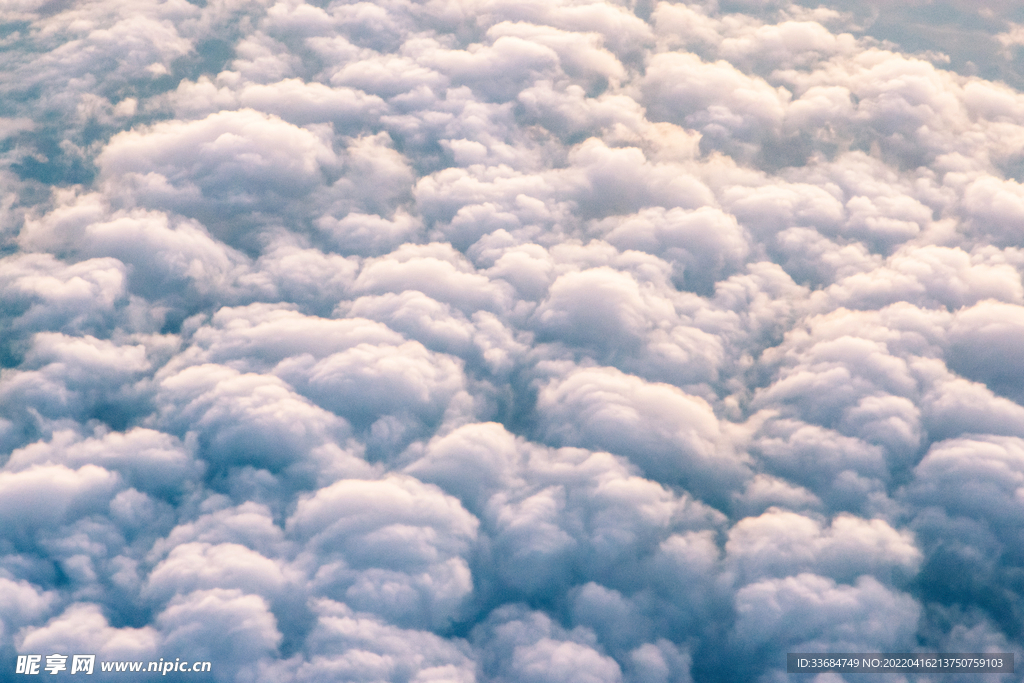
[3, 0, 1024, 680]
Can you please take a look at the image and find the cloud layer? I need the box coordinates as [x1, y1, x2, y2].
[3, 0, 1024, 680]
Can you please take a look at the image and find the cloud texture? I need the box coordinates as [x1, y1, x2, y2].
[2, 0, 1024, 680]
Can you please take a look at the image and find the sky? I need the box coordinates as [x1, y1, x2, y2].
[2, 0, 1024, 681]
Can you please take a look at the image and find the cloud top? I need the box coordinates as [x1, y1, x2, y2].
[2, 0, 1024, 681]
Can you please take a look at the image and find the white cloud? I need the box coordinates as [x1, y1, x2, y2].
[6, 428, 200, 499]
[96, 109, 341, 248]
[591, 206, 749, 291]
[6, 0, 1024, 678]
[947, 299, 1024, 401]
[905, 436, 1024, 531]
[732, 573, 920, 653]
[287, 475, 478, 628]
[535, 365, 748, 500]
[153, 363, 353, 475]
[156, 588, 282, 678]
[254, 598, 476, 683]
[474, 606, 623, 683]
[724, 508, 922, 584]
[0, 254, 127, 335]
[17, 603, 159, 662]
[0, 465, 121, 537]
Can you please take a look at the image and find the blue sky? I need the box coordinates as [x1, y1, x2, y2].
[2, 0, 1024, 681]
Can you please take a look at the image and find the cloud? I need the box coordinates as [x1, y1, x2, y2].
[534, 365, 748, 502]
[590, 206, 750, 293]
[473, 606, 623, 683]
[532, 267, 675, 352]
[6, 427, 201, 499]
[724, 508, 922, 584]
[19, 194, 250, 303]
[0, 254, 127, 337]
[17, 603, 159, 663]
[287, 475, 478, 628]
[731, 573, 920, 654]
[904, 436, 1024, 535]
[5, 0, 1024, 680]
[641, 51, 789, 160]
[157, 588, 282, 678]
[254, 598, 476, 683]
[947, 299, 1024, 401]
[144, 542, 293, 603]
[0, 577, 57, 646]
[0, 465, 121, 543]
[96, 109, 341, 249]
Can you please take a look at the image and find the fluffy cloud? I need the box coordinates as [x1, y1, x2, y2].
[287, 475, 478, 629]
[534, 365, 748, 502]
[4, 0, 1024, 680]
[474, 606, 623, 683]
[17, 603, 159, 663]
[732, 573, 920, 657]
[96, 109, 341, 249]
[724, 508, 921, 584]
